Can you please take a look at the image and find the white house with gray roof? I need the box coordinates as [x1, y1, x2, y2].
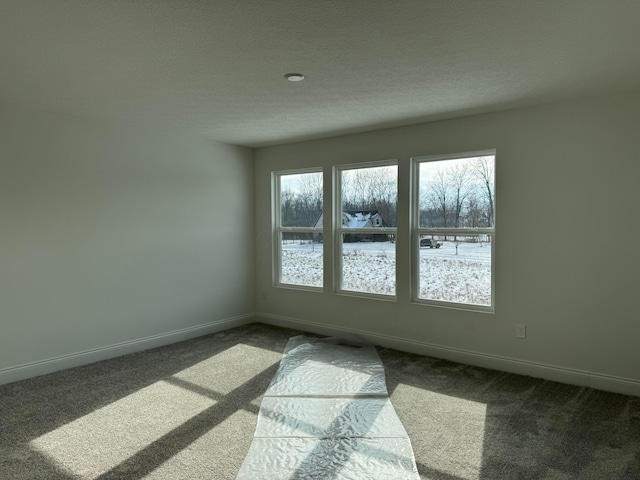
[314, 210, 386, 229]
[314, 210, 389, 242]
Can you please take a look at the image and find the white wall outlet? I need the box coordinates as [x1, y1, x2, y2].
[516, 324, 526, 339]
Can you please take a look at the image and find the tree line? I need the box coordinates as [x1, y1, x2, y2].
[280, 172, 323, 227]
[420, 157, 494, 229]
[279, 157, 494, 233]
[280, 167, 398, 228]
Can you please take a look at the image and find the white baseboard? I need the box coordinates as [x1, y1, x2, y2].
[6, 312, 639, 398]
[256, 312, 640, 398]
[0, 313, 256, 386]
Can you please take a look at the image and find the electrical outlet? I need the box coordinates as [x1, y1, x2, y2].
[516, 324, 526, 339]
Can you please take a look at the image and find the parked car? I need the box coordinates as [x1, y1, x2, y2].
[420, 238, 441, 248]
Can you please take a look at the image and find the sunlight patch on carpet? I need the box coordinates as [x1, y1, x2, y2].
[172, 343, 282, 395]
[30, 380, 215, 479]
[395, 384, 487, 480]
[143, 409, 258, 480]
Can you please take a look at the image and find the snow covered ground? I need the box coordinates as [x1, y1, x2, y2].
[280, 240, 491, 305]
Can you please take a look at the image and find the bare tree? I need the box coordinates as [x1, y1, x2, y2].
[341, 166, 397, 227]
[425, 170, 450, 228]
[472, 157, 495, 227]
[447, 163, 473, 229]
[298, 172, 323, 226]
[280, 188, 296, 227]
[369, 167, 397, 227]
[465, 195, 485, 227]
[347, 168, 386, 206]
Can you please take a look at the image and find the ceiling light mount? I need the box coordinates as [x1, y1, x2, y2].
[285, 73, 305, 82]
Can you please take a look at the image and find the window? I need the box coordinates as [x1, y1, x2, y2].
[336, 162, 398, 297]
[413, 152, 495, 310]
[274, 170, 323, 289]
[271, 151, 494, 312]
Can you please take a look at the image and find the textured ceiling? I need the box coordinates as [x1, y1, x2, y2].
[1, 1, 639, 147]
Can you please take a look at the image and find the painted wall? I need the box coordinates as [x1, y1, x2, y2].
[0, 107, 255, 380]
[254, 91, 640, 393]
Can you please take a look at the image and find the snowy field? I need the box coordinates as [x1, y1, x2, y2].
[280, 240, 491, 305]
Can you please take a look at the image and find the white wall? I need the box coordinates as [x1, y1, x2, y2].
[0, 107, 255, 383]
[254, 91, 640, 395]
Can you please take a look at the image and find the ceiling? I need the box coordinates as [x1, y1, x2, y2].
[1, 1, 639, 148]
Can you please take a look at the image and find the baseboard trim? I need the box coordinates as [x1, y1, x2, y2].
[256, 312, 640, 398]
[0, 313, 256, 386]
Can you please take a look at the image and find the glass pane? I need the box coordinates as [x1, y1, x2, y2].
[280, 172, 323, 227]
[418, 234, 492, 306]
[280, 232, 323, 287]
[419, 156, 495, 228]
[341, 233, 396, 296]
[341, 165, 398, 228]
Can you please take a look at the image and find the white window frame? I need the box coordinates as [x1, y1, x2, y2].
[273, 168, 324, 291]
[334, 160, 398, 300]
[411, 150, 496, 312]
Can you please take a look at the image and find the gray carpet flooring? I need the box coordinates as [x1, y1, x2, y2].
[1, 323, 638, 479]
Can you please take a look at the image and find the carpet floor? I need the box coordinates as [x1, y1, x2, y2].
[1, 323, 638, 479]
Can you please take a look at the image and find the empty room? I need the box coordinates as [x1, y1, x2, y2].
[1, 2, 639, 479]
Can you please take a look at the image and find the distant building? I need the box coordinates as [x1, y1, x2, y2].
[314, 210, 390, 242]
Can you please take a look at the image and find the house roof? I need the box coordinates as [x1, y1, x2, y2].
[2, 2, 640, 147]
[314, 211, 384, 228]
[343, 210, 379, 216]
[342, 211, 382, 228]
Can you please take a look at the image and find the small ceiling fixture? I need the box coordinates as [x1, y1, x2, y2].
[285, 73, 305, 82]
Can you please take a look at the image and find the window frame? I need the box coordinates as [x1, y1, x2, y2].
[272, 168, 324, 291]
[334, 160, 398, 300]
[411, 150, 496, 312]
